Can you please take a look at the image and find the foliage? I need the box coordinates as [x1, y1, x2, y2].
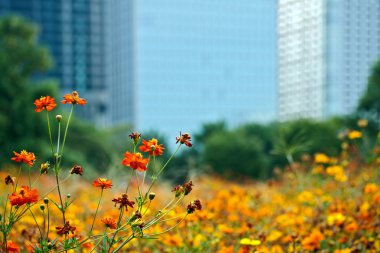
[358, 59, 380, 116]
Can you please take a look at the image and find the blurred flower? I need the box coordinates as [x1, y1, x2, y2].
[327, 213, 346, 226]
[326, 165, 347, 182]
[5, 175, 16, 186]
[121, 152, 149, 171]
[187, 199, 202, 214]
[11, 150, 36, 167]
[6, 241, 20, 253]
[9, 186, 39, 206]
[34, 96, 57, 112]
[139, 138, 164, 156]
[301, 229, 324, 251]
[70, 164, 84, 176]
[364, 183, 378, 194]
[101, 217, 117, 229]
[61, 91, 87, 105]
[56, 221, 76, 235]
[348, 130, 362, 139]
[314, 153, 330, 164]
[93, 178, 113, 189]
[176, 132, 193, 147]
[112, 194, 135, 211]
[240, 238, 261, 246]
[357, 119, 368, 128]
[129, 132, 141, 144]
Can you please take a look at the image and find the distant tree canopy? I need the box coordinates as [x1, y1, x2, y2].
[358, 59, 380, 115]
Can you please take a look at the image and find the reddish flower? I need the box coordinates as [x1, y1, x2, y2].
[6, 241, 20, 253]
[176, 132, 192, 147]
[61, 91, 87, 105]
[121, 152, 149, 172]
[34, 96, 57, 112]
[11, 150, 36, 167]
[139, 138, 164, 156]
[56, 221, 76, 235]
[93, 178, 113, 189]
[112, 194, 135, 211]
[70, 164, 84, 176]
[9, 186, 39, 206]
[129, 132, 141, 144]
[172, 180, 194, 197]
[187, 199, 202, 214]
[101, 217, 117, 229]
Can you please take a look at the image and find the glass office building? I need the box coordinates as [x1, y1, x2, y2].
[135, 0, 277, 141]
[278, 0, 380, 121]
[0, 0, 108, 126]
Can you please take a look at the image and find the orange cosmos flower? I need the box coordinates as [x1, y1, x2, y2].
[139, 138, 164, 156]
[11, 150, 36, 167]
[6, 241, 20, 253]
[56, 221, 76, 235]
[101, 217, 117, 229]
[9, 186, 39, 206]
[121, 152, 149, 171]
[61, 91, 87, 105]
[93, 178, 113, 189]
[34, 96, 57, 112]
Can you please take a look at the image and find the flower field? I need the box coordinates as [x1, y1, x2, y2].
[0, 92, 380, 252]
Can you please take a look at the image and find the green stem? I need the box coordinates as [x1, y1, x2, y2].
[13, 166, 22, 193]
[46, 110, 54, 156]
[28, 207, 43, 239]
[89, 189, 104, 235]
[112, 234, 134, 253]
[47, 203, 50, 239]
[60, 105, 74, 157]
[143, 214, 188, 237]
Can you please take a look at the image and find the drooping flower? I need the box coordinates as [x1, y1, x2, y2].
[176, 132, 193, 147]
[6, 241, 20, 253]
[56, 221, 76, 235]
[61, 91, 87, 105]
[9, 186, 39, 206]
[11, 150, 36, 167]
[70, 164, 84, 176]
[5, 175, 16, 186]
[172, 180, 194, 197]
[34, 96, 57, 112]
[121, 152, 149, 171]
[112, 194, 135, 211]
[139, 138, 164, 156]
[187, 199, 202, 214]
[129, 132, 141, 145]
[93, 178, 113, 189]
[101, 217, 117, 229]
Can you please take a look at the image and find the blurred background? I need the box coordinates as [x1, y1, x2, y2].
[0, 0, 379, 180]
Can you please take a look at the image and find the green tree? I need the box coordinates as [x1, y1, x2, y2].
[0, 16, 54, 164]
[358, 59, 380, 118]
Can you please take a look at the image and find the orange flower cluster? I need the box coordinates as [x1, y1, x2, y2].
[9, 186, 39, 206]
[11, 150, 36, 167]
[34, 96, 57, 112]
[121, 152, 149, 171]
[61, 91, 87, 105]
[93, 178, 113, 189]
[139, 138, 164, 156]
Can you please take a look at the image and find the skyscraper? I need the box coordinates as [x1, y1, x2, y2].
[278, 0, 380, 121]
[0, 0, 108, 126]
[134, 0, 277, 140]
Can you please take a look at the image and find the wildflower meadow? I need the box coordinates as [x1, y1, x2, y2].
[0, 92, 379, 253]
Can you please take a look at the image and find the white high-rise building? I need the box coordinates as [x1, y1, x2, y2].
[278, 0, 380, 121]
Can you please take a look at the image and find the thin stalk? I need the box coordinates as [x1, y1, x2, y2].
[89, 189, 104, 235]
[46, 110, 54, 156]
[28, 167, 31, 188]
[107, 208, 124, 253]
[28, 208, 43, 239]
[112, 234, 134, 253]
[143, 214, 187, 237]
[59, 105, 73, 157]
[46, 203, 50, 239]
[13, 166, 22, 193]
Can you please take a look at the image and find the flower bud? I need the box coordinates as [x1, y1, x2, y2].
[67, 194, 71, 199]
[129, 132, 141, 145]
[40, 204, 45, 211]
[44, 198, 49, 204]
[149, 192, 156, 200]
[56, 115, 62, 122]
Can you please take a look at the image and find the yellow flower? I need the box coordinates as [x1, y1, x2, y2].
[357, 119, 368, 128]
[314, 153, 330, 163]
[327, 213, 346, 226]
[297, 191, 315, 204]
[348, 130, 362, 139]
[239, 238, 261, 246]
[364, 183, 378, 194]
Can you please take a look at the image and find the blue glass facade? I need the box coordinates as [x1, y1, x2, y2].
[0, 0, 108, 126]
[135, 0, 277, 140]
